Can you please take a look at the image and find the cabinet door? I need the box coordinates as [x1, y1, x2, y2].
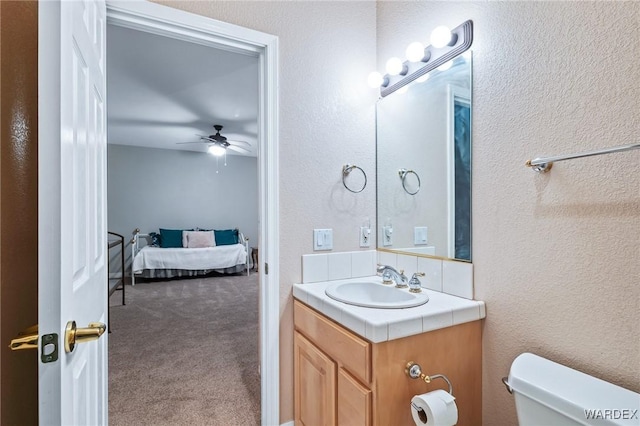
[338, 368, 371, 426]
[295, 332, 337, 426]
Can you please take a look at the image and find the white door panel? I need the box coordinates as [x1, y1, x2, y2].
[39, 0, 108, 424]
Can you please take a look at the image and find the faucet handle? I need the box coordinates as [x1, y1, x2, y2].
[409, 272, 425, 293]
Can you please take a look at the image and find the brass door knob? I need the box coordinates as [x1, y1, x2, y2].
[65, 321, 106, 353]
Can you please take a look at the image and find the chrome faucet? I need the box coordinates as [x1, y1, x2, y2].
[376, 264, 408, 288]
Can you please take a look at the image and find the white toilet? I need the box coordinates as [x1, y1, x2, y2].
[506, 353, 640, 426]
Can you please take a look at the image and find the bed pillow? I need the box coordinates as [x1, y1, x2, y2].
[181, 229, 196, 247]
[214, 229, 239, 246]
[159, 228, 183, 248]
[149, 232, 161, 247]
[184, 231, 215, 248]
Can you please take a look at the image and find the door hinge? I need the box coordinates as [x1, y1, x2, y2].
[41, 333, 59, 363]
[265, 263, 269, 275]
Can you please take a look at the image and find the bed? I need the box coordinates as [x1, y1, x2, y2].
[131, 228, 250, 285]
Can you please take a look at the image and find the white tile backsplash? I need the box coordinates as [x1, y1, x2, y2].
[302, 250, 377, 283]
[377, 251, 397, 269]
[327, 253, 351, 281]
[351, 251, 376, 278]
[442, 260, 474, 299]
[417, 257, 443, 292]
[302, 254, 328, 283]
[396, 254, 418, 281]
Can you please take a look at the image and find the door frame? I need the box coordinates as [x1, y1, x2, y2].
[106, 2, 280, 424]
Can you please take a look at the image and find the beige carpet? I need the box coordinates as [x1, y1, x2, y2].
[108, 273, 260, 426]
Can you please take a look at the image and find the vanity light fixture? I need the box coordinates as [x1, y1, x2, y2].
[370, 20, 473, 97]
[430, 26, 457, 48]
[385, 57, 406, 76]
[406, 41, 426, 62]
[367, 71, 385, 88]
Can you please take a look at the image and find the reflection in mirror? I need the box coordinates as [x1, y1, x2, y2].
[376, 54, 472, 261]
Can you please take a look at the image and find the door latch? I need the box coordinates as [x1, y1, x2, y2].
[8, 325, 58, 363]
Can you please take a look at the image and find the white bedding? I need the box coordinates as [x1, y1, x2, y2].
[132, 243, 247, 274]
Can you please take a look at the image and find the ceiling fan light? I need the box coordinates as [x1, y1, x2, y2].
[208, 145, 226, 157]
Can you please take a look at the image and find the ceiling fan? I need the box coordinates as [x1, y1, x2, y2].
[177, 124, 251, 156]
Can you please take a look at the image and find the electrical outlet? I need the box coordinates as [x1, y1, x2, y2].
[313, 229, 333, 251]
[359, 226, 371, 247]
[382, 225, 393, 246]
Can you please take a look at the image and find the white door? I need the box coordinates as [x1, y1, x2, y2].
[38, 0, 108, 424]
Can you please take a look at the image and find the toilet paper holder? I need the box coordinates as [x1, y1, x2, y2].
[405, 361, 454, 395]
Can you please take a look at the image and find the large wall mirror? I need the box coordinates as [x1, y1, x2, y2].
[376, 53, 472, 261]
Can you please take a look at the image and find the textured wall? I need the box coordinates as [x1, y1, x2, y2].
[152, 1, 377, 422]
[377, 2, 640, 425]
[0, 1, 39, 424]
[107, 144, 259, 273]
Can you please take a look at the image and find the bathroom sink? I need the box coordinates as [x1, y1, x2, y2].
[325, 281, 429, 309]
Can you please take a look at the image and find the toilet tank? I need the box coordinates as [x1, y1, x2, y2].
[508, 353, 640, 426]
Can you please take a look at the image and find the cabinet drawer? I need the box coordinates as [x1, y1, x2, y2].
[294, 300, 371, 384]
[338, 368, 371, 426]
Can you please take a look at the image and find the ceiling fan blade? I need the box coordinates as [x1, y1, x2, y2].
[195, 133, 215, 141]
[176, 141, 208, 145]
[227, 145, 251, 154]
[228, 139, 251, 148]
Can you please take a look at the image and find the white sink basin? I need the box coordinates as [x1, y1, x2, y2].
[325, 281, 429, 309]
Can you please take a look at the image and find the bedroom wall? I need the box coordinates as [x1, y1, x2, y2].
[151, 1, 378, 422]
[377, 2, 640, 425]
[107, 144, 259, 274]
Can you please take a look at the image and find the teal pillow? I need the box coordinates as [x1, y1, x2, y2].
[214, 229, 239, 246]
[159, 228, 183, 248]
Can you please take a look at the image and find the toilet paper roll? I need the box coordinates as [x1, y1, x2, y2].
[411, 390, 458, 426]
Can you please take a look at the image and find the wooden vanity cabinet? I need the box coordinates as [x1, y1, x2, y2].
[294, 300, 482, 426]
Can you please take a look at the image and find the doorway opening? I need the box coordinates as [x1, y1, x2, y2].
[105, 2, 279, 425]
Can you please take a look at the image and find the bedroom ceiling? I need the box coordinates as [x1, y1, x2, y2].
[107, 25, 259, 157]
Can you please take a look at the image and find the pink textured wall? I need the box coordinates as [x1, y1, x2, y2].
[377, 2, 640, 425]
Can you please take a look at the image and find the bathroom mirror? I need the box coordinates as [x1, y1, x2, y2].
[376, 54, 472, 261]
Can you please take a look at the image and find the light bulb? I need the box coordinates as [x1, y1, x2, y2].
[397, 86, 409, 94]
[386, 57, 404, 76]
[208, 145, 226, 157]
[430, 26, 452, 48]
[367, 71, 384, 88]
[416, 73, 430, 83]
[405, 41, 425, 62]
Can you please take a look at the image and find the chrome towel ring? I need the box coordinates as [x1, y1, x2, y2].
[342, 164, 367, 193]
[399, 168, 421, 195]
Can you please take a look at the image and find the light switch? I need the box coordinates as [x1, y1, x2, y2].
[414, 226, 428, 245]
[313, 229, 333, 251]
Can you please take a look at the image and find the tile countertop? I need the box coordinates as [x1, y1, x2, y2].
[293, 276, 486, 343]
